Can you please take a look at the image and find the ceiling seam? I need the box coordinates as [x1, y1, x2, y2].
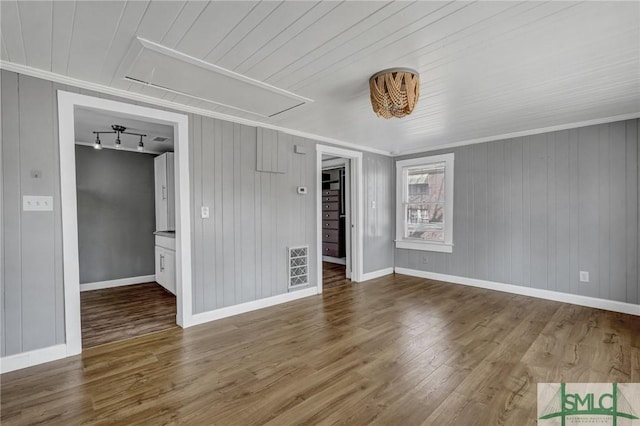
[262, 1, 397, 82]
[242, 1, 343, 75]
[232, 1, 322, 72]
[288, 1, 469, 92]
[198, 1, 263, 60]
[213, 2, 285, 64]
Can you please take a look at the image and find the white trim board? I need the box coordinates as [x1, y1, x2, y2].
[395, 268, 640, 316]
[316, 144, 364, 293]
[392, 113, 640, 156]
[80, 275, 156, 292]
[1, 344, 68, 374]
[186, 287, 318, 327]
[58, 91, 193, 359]
[360, 267, 394, 282]
[3, 61, 636, 159]
[322, 256, 346, 265]
[0, 61, 390, 156]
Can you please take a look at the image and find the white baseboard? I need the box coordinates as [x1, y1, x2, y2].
[80, 275, 156, 292]
[322, 256, 346, 265]
[186, 287, 319, 327]
[360, 267, 394, 282]
[1, 344, 68, 374]
[394, 268, 640, 316]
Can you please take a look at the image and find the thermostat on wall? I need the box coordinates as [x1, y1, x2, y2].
[297, 187, 307, 195]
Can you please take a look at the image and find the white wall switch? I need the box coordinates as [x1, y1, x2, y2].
[297, 187, 307, 194]
[23, 195, 53, 211]
[579, 271, 589, 282]
[201, 206, 210, 219]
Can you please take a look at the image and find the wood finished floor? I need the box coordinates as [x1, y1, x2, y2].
[81, 282, 177, 349]
[2, 273, 639, 425]
[322, 261, 348, 289]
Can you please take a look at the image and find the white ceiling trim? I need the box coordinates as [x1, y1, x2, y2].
[392, 111, 640, 157]
[2, 60, 637, 158]
[0, 60, 391, 156]
[135, 37, 314, 104]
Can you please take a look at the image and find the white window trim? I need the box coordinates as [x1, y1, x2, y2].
[395, 153, 454, 253]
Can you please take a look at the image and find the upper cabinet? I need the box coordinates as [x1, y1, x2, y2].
[154, 152, 175, 232]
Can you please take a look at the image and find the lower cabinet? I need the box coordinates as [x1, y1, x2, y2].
[155, 245, 176, 295]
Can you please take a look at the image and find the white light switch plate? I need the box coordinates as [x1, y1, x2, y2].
[23, 195, 53, 211]
[579, 271, 589, 282]
[201, 206, 210, 219]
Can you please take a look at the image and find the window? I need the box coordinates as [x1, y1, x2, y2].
[396, 153, 454, 252]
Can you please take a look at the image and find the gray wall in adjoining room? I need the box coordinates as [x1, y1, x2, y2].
[395, 119, 639, 305]
[1, 69, 395, 357]
[75, 145, 156, 284]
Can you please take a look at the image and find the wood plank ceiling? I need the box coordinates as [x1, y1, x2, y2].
[1, 1, 639, 154]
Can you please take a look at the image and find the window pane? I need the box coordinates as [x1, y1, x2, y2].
[407, 165, 445, 204]
[405, 203, 445, 241]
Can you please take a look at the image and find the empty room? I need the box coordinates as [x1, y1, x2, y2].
[1, 1, 639, 425]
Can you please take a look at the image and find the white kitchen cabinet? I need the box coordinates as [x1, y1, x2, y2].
[155, 245, 176, 295]
[154, 152, 175, 231]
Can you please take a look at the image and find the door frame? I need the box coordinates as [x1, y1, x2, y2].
[57, 91, 192, 356]
[316, 145, 363, 291]
[320, 158, 351, 278]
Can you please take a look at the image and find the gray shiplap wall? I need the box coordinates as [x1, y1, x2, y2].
[363, 153, 394, 273]
[396, 120, 639, 304]
[1, 70, 394, 357]
[75, 146, 156, 284]
[190, 117, 319, 312]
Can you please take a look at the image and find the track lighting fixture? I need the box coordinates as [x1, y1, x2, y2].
[92, 124, 146, 152]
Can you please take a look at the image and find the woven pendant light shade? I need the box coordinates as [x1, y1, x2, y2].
[369, 68, 420, 119]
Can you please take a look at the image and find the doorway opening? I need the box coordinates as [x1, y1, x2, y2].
[74, 107, 178, 348]
[316, 145, 363, 292]
[321, 156, 350, 289]
[58, 91, 192, 357]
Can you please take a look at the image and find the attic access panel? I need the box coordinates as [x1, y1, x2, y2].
[124, 38, 313, 118]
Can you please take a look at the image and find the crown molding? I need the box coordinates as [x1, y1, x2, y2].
[0, 60, 391, 157]
[392, 112, 640, 157]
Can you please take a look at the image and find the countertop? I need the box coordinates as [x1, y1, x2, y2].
[154, 231, 176, 238]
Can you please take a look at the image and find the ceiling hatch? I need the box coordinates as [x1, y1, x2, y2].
[123, 37, 313, 118]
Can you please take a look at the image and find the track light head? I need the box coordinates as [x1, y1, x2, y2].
[94, 134, 102, 150]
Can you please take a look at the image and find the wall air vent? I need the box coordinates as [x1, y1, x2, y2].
[123, 37, 313, 118]
[288, 246, 309, 289]
[153, 137, 169, 142]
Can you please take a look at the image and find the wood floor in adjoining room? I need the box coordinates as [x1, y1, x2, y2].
[80, 282, 177, 348]
[323, 261, 348, 289]
[2, 273, 638, 425]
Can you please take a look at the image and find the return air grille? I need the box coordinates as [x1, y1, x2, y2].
[288, 246, 309, 289]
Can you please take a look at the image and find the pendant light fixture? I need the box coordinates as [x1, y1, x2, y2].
[369, 68, 420, 118]
[92, 124, 146, 152]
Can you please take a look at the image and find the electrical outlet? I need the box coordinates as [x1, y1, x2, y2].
[23, 195, 53, 211]
[579, 271, 589, 283]
[422, 256, 428, 264]
[201, 206, 210, 219]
